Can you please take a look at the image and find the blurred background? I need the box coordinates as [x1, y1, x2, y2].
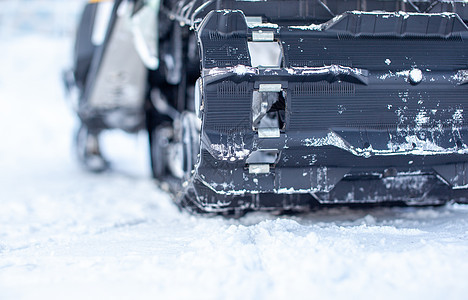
[0, 0, 84, 37]
[0, 0, 151, 177]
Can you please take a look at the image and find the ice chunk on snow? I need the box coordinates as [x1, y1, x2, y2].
[234, 64, 248, 75]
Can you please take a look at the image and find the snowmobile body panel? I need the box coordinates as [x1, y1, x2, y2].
[72, 2, 98, 91]
[68, 0, 147, 133]
[64, 0, 150, 172]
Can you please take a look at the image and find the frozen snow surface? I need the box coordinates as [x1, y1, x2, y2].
[2, 4, 468, 300]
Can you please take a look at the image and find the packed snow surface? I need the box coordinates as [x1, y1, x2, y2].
[2, 8, 468, 300]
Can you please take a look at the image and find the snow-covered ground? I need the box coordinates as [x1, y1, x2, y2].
[1, 4, 468, 300]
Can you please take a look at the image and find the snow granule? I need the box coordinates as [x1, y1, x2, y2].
[409, 68, 423, 83]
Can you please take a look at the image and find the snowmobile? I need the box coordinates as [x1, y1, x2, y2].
[66, 0, 468, 215]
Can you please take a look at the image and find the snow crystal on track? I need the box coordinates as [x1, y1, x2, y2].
[1, 22, 468, 300]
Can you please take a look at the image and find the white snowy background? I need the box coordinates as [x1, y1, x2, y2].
[1, 1, 468, 299]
